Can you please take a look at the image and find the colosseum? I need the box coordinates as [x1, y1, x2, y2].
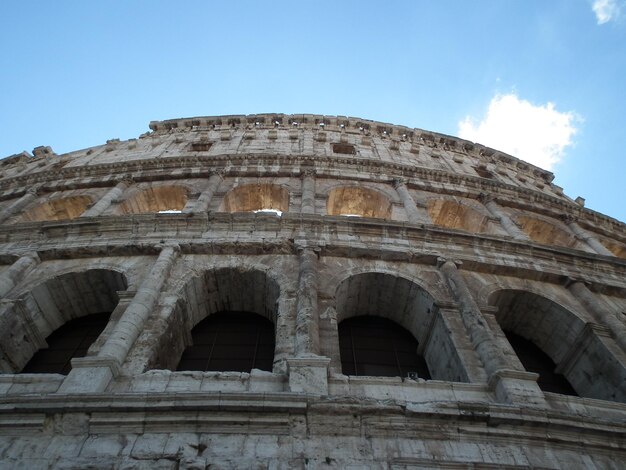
[0, 113, 624, 468]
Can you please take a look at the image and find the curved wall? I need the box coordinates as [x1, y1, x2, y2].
[0, 114, 625, 468]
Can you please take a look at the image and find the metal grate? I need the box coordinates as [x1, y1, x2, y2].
[339, 316, 430, 379]
[177, 311, 275, 373]
[21, 313, 110, 375]
[505, 331, 578, 396]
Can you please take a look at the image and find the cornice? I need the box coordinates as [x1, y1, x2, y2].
[0, 153, 621, 231]
[149, 113, 555, 181]
[0, 212, 624, 296]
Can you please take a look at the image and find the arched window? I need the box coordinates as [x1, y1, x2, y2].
[118, 186, 188, 214]
[220, 183, 289, 213]
[326, 187, 391, 219]
[339, 316, 430, 379]
[490, 289, 625, 402]
[426, 199, 492, 233]
[21, 313, 110, 375]
[177, 312, 275, 372]
[19, 195, 93, 222]
[504, 331, 577, 396]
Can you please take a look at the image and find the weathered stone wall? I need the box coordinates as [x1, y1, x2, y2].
[0, 114, 625, 468]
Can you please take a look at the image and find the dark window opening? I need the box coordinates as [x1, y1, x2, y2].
[177, 311, 275, 373]
[505, 331, 577, 396]
[339, 316, 430, 379]
[21, 313, 110, 375]
[474, 166, 494, 179]
[332, 143, 356, 155]
[190, 142, 212, 152]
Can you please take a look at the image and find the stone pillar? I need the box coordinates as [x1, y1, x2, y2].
[568, 279, 626, 353]
[563, 217, 613, 256]
[394, 179, 429, 224]
[80, 180, 130, 217]
[300, 171, 316, 214]
[0, 253, 40, 298]
[57, 244, 179, 393]
[0, 186, 41, 224]
[479, 194, 528, 240]
[438, 259, 546, 406]
[288, 241, 330, 394]
[294, 242, 320, 356]
[182, 172, 223, 213]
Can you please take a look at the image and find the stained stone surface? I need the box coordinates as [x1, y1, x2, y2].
[0, 114, 625, 468]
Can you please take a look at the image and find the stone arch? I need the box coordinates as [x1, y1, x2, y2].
[0, 269, 127, 373]
[118, 185, 189, 214]
[220, 183, 289, 213]
[18, 195, 93, 222]
[515, 215, 580, 249]
[334, 272, 466, 381]
[152, 267, 282, 373]
[489, 289, 626, 402]
[326, 186, 392, 219]
[426, 198, 493, 233]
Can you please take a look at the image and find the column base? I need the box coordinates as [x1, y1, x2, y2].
[56, 357, 120, 394]
[489, 369, 547, 407]
[287, 356, 331, 395]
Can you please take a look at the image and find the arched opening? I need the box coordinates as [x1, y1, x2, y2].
[503, 330, 577, 396]
[601, 239, 626, 259]
[21, 313, 111, 375]
[0, 269, 127, 374]
[335, 272, 465, 381]
[177, 312, 275, 372]
[220, 184, 289, 213]
[426, 199, 491, 233]
[339, 316, 430, 378]
[19, 195, 93, 222]
[516, 216, 579, 249]
[490, 289, 625, 402]
[118, 186, 188, 214]
[151, 268, 281, 373]
[326, 187, 391, 219]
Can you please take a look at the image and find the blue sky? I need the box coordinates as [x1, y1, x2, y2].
[1, 1, 625, 222]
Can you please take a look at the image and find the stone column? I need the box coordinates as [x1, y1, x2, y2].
[479, 194, 528, 241]
[182, 172, 223, 213]
[0, 186, 41, 224]
[568, 279, 626, 353]
[80, 180, 130, 217]
[394, 179, 429, 224]
[438, 259, 546, 406]
[0, 252, 40, 298]
[287, 241, 330, 394]
[563, 216, 613, 256]
[57, 244, 180, 393]
[300, 170, 316, 214]
[294, 242, 320, 356]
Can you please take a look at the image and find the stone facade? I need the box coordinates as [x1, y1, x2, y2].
[0, 113, 625, 468]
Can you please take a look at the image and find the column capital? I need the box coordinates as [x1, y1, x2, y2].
[294, 239, 323, 252]
[301, 169, 316, 178]
[560, 214, 578, 225]
[437, 257, 462, 269]
[563, 276, 589, 289]
[478, 192, 496, 204]
[26, 184, 44, 196]
[156, 242, 181, 253]
[392, 177, 408, 188]
[211, 169, 226, 178]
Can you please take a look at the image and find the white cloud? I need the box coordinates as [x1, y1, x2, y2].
[458, 93, 579, 171]
[592, 0, 620, 24]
